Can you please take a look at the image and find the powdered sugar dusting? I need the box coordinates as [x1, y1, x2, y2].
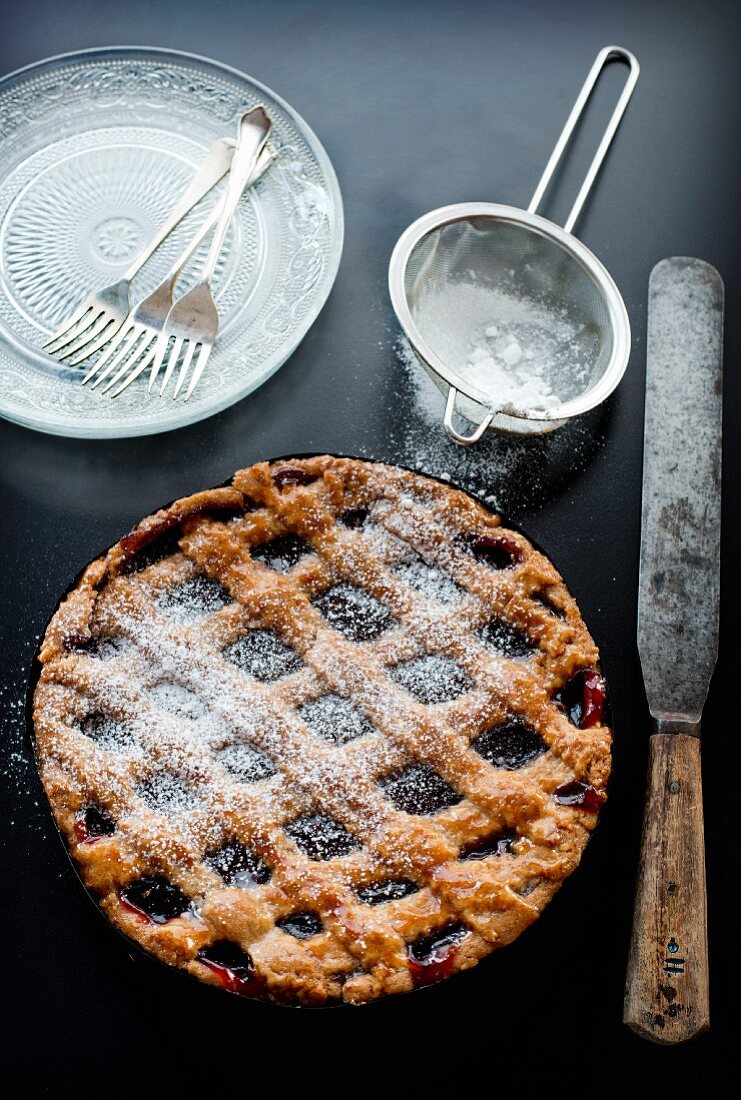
[147, 681, 208, 721]
[390, 654, 473, 706]
[411, 282, 593, 413]
[313, 582, 394, 643]
[216, 741, 278, 783]
[157, 575, 231, 622]
[136, 770, 197, 816]
[81, 713, 138, 754]
[285, 811, 358, 861]
[359, 521, 408, 561]
[1, 631, 49, 836]
[394, 557, 463, 606]
[76, 610, 396, 849]
[31, 466, 592, 898]
[88, 636, 131, 661]
[224, 629, 304, 682]
[298, 693, 375, 745]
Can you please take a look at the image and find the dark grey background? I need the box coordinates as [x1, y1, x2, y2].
[0, 0, 736, 1087]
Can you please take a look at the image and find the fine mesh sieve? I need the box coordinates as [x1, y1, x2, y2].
[389, 46, 639, 442]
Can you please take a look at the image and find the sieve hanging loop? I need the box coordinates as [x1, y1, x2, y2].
[528, 45, 639, 234]
[444, 386, 494, 444]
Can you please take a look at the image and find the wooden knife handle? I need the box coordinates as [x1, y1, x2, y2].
[624, 733, 709, 1043]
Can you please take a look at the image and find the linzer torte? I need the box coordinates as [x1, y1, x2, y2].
[33, 456, 610, 1006]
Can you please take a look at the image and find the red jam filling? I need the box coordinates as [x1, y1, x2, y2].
[119, 876, 191, 924]
[120, 496, 247, 566]
[408, 944, 459, 987]
[553, 780, 605, 813]
[582, 670, 607, 728]
[555, 669, 607, 729]
[464, 531, 523, 569]
[271, 466, 317, 490]
[73, 805, 115, 844]
[340, 507, 369, 528]
[459, 830, 517, 860]
[197, 943, 260, 997]
[407, 925, 467, 987]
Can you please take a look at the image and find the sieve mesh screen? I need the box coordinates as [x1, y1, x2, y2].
[404, 217, 614, 416]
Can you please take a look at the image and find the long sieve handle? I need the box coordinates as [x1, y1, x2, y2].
[527, 45, 639, 234]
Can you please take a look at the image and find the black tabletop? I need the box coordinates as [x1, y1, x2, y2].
[1, 0, 736, 1087]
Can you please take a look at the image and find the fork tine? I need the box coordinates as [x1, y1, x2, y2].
[89, 327, 142, 390]
[42, 303, 93, 350]
[68, 317, 123, 368]
[57, 312, 114, 361]
[108, 344, 159, 399]
[82, 322, 137, 384]
[172, 341, 197, 399]
[100, 333, 154, 394]
[51, 309, 110, 359]
[44, 307, 98, 355]
[158, 337, 184, 396]
[148, 332, 171, 393]
[184, 343, 212, 401]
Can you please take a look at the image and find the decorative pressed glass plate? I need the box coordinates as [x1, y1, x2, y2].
[0, 47, 343, 437]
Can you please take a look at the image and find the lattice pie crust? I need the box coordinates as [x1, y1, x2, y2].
[33, 456, 610, 1006]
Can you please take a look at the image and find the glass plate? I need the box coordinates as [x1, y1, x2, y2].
[0, 47, 343, 437]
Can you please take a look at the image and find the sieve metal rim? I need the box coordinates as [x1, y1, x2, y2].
[388, 200, 632, 427]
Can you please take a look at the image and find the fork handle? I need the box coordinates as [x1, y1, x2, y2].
[200, 107, 272, 284]
[160, 145, 275, 290]
[121, 136, 236, 281]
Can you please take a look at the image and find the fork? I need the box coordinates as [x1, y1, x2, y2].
[146, 106, 273, 402]
[84, 143, 275, 394]
[42, 135, 237, 366]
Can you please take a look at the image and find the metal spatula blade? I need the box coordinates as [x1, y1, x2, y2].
[625, 256, 723, 1044]
[637, 258, 722, 727]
